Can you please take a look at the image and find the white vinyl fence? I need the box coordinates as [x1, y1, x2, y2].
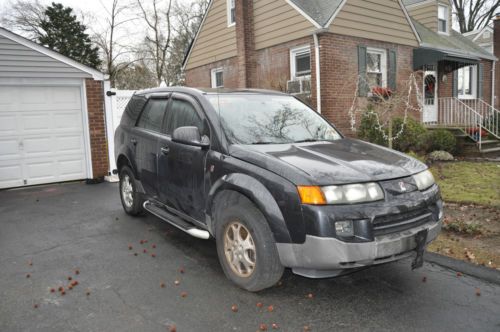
[105, 88, 136, 174]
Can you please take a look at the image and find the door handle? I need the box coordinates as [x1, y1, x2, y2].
[131, 138, 137, 145]
[160, 146, 170, 155]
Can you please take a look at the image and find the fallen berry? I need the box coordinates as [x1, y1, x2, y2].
[307, 293, 314, 299]
[68, 285, 73, 290]
[256, 302, 263, 308]
[303, 326, 311, 331]
[475, 288, 481, 296]
[50, 288, 55, 293]
[128, 245, 133, 250]
[71, 280, 78, 287]
[272, 323, 279, 330]
[28, 260, 33, 266]
[33, 304, 39, 309]
[75, 269, 80, 275]
[457, 272, 463, 277]
[179, 267, 185, 274]
[140, 240, 145, 245]
[68, 276, 72, 281]
[267, 305, 274, 312]
[422, 276, 427, 283]
[61, 291, 66, 296]
[180, 291, 188, 298]
[134, 253, 138, 256]
[169, 325, 176, 332]
[26, 274, 30, 278]
[143, 249, 147, 253]
[58, 287, 64, 292]
[231, 304, 238, 312]
[174, 280, 180, 286]
[160, 282, 165, 288]
[259, 323, 268, 331]
[86, 290, 91, 296]
[151, 253, 156, 258]
[152, 244, 156, 249]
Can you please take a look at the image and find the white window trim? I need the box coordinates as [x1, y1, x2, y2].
[227, 0, 235, 27]
[290, 45, 311, 80]
[438, 4, 450, 35]
[211, 68, 224, 88]
[366, 47, 388, 88]
[457, 66, 477, 100]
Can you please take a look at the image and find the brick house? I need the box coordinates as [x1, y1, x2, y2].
[0, 27, 110, 189]
[183, 0, 499, 150]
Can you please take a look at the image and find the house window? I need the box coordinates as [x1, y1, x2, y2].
[290, 46, 311, 79]
[457, 66, 477, 99]
[366, 48, 387, 88]
[211, 68, 224, 88]
[227, 0, 235, 27]
[438, 5, 449, 34]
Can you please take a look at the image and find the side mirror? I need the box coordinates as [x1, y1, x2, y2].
[172, 126, 210, 149]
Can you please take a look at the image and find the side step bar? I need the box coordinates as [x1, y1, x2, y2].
[143, 201, 210, 240]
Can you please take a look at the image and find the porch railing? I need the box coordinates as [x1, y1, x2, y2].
[470, 99, 500, 139]
[437, 97, 484, 149]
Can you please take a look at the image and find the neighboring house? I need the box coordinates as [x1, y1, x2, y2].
[463, 24, 494, 55]
[0, 27, 111, 189]
[183, 0, 499, 151]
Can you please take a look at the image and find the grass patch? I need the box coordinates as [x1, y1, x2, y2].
[430, 162, 500, 207]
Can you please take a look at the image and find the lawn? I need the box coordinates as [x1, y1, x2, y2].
[430, 161, 500, 207]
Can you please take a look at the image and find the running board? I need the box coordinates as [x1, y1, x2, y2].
[143, 201, 210, 240]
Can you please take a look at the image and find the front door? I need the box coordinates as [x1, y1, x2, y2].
[423, 66, 438, 123]
[157, 93, 210, 222]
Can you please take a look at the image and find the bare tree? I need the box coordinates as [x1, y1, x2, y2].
[452, 0, 500, 33]
[0, 0, 46, 40]
[92, 0, 137, 87]
[137, 0, 172, 86]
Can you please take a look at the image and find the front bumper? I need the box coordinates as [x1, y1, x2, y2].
[276, 218, 442, 278]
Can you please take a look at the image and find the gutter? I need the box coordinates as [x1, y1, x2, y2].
[313, 33, 321, 114]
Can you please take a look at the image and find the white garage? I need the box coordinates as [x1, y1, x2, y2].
[0, 28, 109, 189]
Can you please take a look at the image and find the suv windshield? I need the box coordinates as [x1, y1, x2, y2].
[207, 94, 341, 145]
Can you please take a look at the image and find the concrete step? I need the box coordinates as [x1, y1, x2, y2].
[480, 147, 500, 154]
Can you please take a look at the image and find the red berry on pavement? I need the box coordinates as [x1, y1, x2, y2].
[180, 291, 188, 298]
[259, 323, 268, 331]
[256, 302, 263, 308]
[231, 304, 238, 312]
[267, 305, 274, 312]
[272, 323, 279, 330]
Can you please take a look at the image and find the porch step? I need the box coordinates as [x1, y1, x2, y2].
[480, 147, 500, 154]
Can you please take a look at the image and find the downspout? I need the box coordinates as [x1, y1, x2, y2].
[313, 33, 321, 114]
[492, 60, 496, 108]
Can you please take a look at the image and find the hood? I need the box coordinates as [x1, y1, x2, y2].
[229, 139, 427, 186]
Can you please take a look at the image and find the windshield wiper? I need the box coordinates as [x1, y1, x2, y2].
[293, 139, 323, 143]
[250, 142, 278, 145]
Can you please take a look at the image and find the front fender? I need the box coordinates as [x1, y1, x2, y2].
[207, 173, 292, 243]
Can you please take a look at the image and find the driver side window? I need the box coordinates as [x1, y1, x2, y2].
[166, 99, 204, 135]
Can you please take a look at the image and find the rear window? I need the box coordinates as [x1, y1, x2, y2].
[207, 94, 341, 145]
[136, 99, 168, 132]
[120, 95, 147, 127]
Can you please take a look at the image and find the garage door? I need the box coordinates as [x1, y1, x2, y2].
[0, 85, 88, 189]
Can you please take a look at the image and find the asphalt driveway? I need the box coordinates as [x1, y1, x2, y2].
[1, 182, 499, 332]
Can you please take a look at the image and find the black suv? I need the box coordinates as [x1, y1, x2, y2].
[115, 87, 443, 291]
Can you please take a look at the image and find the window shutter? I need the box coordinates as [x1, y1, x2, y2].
[388, 49, 397, 91]
[358, 45, 368, 97]
[477, 63, 484, 100]
[452, 70, 458, 98]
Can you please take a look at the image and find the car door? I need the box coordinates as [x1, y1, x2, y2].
[157, 93, 210, 222]
[132, 96, 170, 196]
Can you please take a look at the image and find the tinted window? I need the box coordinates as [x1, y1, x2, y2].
[166, 99, 203, 134]
[136, 99, 168, 132]
[121, 95, 147, 127]
[207, 95, 341, 145]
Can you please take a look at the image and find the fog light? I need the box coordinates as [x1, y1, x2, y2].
[335, 221, 354, 237]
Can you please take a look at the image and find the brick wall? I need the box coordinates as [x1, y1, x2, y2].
[235, 0, 256, 88]
[85, 78, 109, 180]
[316, 33, 416, 135]
[185, 57, 239, 88]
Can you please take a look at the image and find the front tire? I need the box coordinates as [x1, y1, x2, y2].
[214, 192, 284, 292]
[119, 166, 144, 216]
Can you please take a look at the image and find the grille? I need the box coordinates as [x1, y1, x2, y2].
[373, 209, 433, 236]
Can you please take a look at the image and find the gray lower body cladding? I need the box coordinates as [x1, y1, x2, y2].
[277, 219, 442, 278]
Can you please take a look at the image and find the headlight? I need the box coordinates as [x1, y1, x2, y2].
[412, 170, 435, 191]
[298, 183, 384, 205]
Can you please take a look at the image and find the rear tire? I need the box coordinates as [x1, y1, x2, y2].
[214, 192, 284, 292]
[119, 166, 144, 216]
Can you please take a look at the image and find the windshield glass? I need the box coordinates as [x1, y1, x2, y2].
[207, 94, 341, 145]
